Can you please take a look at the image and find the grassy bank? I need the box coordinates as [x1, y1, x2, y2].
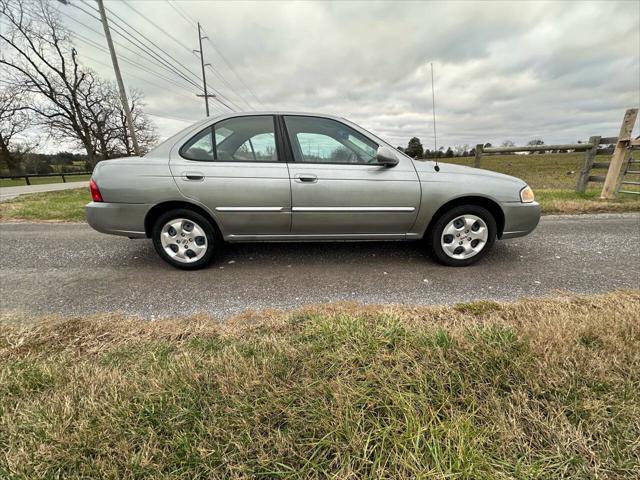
[1, 291, 639, 478]
[535, 189, 640, 214]
[0, 188, 87, 222]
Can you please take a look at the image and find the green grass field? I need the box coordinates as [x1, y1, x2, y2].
[1, 291, 638, 479]
[0, 188, 88, 221]
[0, 174, 91, 188]
[441, 152, 603, 189]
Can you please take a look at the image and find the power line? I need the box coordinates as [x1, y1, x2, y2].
[82, 0, 249, 113]
[166, 0, 196, 27]
[159, 0, 253, 109]
[74, 1, 205, 91]
[78, 50, 200, 105]
[58, 10, 201, 94]
[206, 63, 253, 110]
[105, 0, 239, 111]
[59, 0, 240, 113]
[202, 34, 264, 108]
[115, 0, 239, 112]
[68, 5, 237, 114]
[116, 0, 196, 57]
[110, 1, 242, 111]
[56, 3, 226, 118]
[69, 41, 223, 116]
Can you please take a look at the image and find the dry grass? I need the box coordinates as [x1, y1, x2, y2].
[535, 189, 640, 214]
[1, 291, 639, 479]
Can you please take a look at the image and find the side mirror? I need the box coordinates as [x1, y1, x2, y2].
[376, 146, 399, 167]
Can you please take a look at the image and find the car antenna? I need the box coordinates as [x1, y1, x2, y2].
[430, 62, 439, 172]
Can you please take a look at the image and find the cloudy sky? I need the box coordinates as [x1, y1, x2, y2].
[54, 0, 639, 149]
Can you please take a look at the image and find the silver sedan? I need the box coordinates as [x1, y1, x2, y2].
[86, 112, 540, 269]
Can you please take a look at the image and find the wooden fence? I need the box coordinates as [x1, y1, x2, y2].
[0, 171, 91, 186]
[473, 108, 639, 197]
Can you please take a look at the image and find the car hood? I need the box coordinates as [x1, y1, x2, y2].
[411, 159, 527, 186]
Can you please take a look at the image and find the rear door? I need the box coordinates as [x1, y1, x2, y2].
[282, 115, 420, 235]
[169, 115, 291, 236]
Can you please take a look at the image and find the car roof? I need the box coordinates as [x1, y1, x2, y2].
[145, 111, 390, 159]
[196, 111, 346, 122]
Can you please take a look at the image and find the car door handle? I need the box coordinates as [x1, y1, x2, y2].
[184, 173, 204, 181]
[295, 174, 318, 183]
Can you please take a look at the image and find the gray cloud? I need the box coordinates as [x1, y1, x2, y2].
[56, 0, 639, 150]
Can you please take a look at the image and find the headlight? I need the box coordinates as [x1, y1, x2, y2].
[520, 185, 535, 203]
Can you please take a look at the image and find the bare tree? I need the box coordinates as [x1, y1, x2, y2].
[501, 140, 515, 147]
[74, 78, 157, 159]
[0, 0, 98, 164]
[113, 88, 158, 156]
[0, 84, 32, 174]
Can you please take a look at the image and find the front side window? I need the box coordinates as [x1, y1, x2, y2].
[180, 116, 278, 162]
[283, 116, 378, 164]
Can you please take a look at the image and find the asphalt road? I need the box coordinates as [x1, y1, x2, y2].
[1, 213, 639, 319]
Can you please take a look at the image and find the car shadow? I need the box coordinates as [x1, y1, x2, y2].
[127, 238, 520, 271]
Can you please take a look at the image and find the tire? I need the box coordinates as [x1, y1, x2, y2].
[428, 205, 497, 267]
[152, 209, 217, 270]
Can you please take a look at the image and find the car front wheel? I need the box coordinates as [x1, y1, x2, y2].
[429, 205, 497, 267]
[152, 209, 216, 270]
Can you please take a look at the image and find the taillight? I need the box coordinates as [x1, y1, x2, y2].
[89, 178, 103, 202]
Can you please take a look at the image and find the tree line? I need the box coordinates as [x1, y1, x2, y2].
[399, 137, 547, 159]
[0, 0, 158, 176]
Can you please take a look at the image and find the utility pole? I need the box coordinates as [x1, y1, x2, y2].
[430, 62, 437, 153]
[96, 0, 140, 155]
[194, 22, 213, 116]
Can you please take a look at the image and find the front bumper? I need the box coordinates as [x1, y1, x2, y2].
[85, 202, 151, 238]
[500, 201, 541, 239]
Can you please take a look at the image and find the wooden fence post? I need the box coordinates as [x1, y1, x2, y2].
[474, 144, 483, 168]
[601, 108, 638, 199]
[575, 135, 601, 193]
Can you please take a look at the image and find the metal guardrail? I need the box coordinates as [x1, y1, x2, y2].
[0, 171, 92, 186]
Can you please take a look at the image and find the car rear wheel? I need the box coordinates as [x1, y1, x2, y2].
[152, 209, 216, 270]
[429, 205, 497, 267]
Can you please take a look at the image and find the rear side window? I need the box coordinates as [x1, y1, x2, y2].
[215, 116, 278, 162]
[180, 116, 278, 162]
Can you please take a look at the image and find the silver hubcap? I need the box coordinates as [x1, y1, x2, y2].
[160, 218, 208, 264]
[441, 214, 488, 260]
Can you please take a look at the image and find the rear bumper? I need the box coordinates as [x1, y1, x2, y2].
[500, 201, 541, 239]
[85, 202, 151, 238]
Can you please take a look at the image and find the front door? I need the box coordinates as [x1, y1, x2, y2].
[282, 115, 420, 235]
[170, 115, 291, 237]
